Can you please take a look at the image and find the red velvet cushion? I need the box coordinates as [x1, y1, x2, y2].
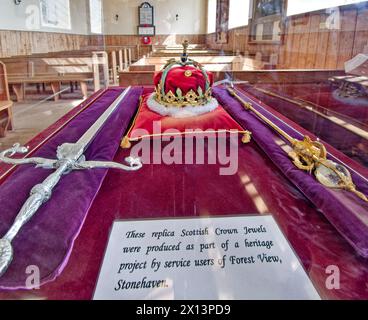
[126, 93, 246, 141]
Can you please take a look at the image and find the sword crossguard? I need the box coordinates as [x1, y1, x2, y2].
[1, 143, 29, 158]
[126, 156, 143, 167]
[0, 144, 57, 169]
[0, 143, 142, 172]
[73, 157, 142, 171]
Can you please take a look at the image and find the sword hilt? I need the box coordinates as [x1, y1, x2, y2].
[4, 162, 70, 243]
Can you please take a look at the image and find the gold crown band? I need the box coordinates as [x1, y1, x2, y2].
[154, 83, 212, 107]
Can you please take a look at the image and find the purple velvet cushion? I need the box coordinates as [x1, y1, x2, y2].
[0, 87, 143, 289]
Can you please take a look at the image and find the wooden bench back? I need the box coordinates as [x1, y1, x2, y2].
[2, 55, 94, 78]
[0, 61, 10, 101]
[119, 70, 346, 87]
[105, 46, 138, 62]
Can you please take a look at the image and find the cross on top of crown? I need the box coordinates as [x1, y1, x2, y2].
[181, 40, 189, 63]
[182, 40, 189, 53]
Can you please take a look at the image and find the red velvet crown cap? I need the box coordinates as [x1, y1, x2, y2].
[154, 65, 214, 95]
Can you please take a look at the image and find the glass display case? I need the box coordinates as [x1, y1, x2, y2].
[0, 0, 367, 301]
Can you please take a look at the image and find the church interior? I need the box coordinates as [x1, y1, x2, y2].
[0, 0, 367, 301]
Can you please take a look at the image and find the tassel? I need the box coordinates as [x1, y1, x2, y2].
[242, 131, 252, 144]
[121, 136, 132, 149]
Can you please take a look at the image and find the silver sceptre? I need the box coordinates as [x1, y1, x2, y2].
[0, 86, 142, 277]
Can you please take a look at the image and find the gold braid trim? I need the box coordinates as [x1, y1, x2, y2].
[122, 130, 252, 148]
[121, 96, 145, 149]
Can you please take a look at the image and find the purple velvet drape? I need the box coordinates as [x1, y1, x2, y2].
[213, 86, 368, 258]
[0, 87, 143, 289]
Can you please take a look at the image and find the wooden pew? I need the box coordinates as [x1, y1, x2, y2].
[152, 44, 207, 51]
[92, 51, 109, 91]
[109, 47, 134, 85]
[119, 71, 154, 87]
[0, 61, 13, 137]
[7, 75, 91, 102]
[1, 51, 109, 102]
[149, 51, 234, 58]
[119, 69, 346, 87]
[104, 45, 139, 62]
[138, 45, 153, 59]
[150, 45, 229, 58]
[128, 55, 266, 72]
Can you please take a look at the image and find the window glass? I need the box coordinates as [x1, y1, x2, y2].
[229, 0, 250, 29]
[90, 0, 103, 34]
[207, 0, 217, 33]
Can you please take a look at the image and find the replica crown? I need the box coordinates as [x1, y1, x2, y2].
[153, 40, 214, 107]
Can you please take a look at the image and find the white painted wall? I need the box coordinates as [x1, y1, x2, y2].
[103, 0, 207, 35]
[0, 0, 90, 34]
[0, 0, 207, 35]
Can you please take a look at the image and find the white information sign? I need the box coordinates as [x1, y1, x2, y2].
[94, 215, 320, 300]
[138, 26, 155, 36]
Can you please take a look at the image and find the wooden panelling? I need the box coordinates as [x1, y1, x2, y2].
[325, 29, 340, 69]
[0, 31, 206, 60]
[278, 18, 292, 69]
[297, 15, 312, 69]
[206, 2, 368, 70]
[313, 15, 329, 69]
[305, 14, 320, 69]
[337, 9, 358, 69]
[0, 30, 92, 58]
[103, 34, 206, 47]
[289, 15, 306, 68]
[353, 6, 368, 56]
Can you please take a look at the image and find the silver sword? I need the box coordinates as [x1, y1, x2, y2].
[0, 86, 142, 277]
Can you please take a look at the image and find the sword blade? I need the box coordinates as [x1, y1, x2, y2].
[73, 86, 132, 159]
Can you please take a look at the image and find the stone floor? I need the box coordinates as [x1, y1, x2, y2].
[0, 86, 88, 150]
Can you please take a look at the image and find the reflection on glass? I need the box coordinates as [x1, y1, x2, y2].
[0, 0, 367, 301]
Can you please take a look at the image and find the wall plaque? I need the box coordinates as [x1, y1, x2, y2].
[138, 26, 155, 36]
[138, 2, 155, 36]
